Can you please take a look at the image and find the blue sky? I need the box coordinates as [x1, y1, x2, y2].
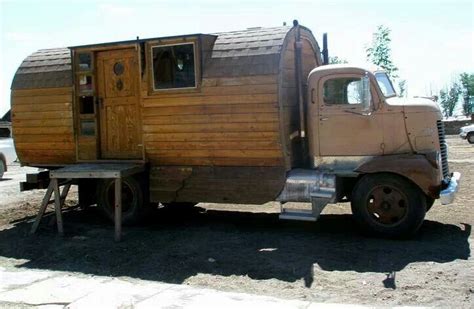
[1, 0, 473, 116]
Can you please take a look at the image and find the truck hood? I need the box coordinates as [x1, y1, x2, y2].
[386, 97, 442, 115]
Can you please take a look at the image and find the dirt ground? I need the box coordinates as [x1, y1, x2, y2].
[0, 135, 472, 307]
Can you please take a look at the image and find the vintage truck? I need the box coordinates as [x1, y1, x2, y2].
[10, 22, 460, 237]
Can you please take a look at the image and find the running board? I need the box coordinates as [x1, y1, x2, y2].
[279, 209, 316, 221]
[277, 169, 337, 222]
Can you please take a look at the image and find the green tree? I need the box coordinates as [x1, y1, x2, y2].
[439, 82, 461, 118]
[329, 56, 348, 64]
[366, 25, 399, 79]
[459, 72, 474, 115]
[398, 79, 407, 97]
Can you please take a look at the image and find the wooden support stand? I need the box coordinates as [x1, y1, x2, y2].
[30, 163, 144, 242]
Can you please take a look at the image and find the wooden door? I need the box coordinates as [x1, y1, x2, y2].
[96, 49, 141, 159]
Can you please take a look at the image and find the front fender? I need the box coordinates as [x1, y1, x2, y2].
[355, 154, 440, 198]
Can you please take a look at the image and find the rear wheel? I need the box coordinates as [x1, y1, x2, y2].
[97, 176, 148, 225]
[0, 158, 5, 179]
[467, 132, 474, 144]
[351, 173, 426, 238]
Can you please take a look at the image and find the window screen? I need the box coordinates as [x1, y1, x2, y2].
[152, 43, 196, 90]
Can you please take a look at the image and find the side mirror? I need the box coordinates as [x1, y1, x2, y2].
[361, 75, 373, 115]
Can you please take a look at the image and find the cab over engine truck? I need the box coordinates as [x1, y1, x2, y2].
[11, 22, 460, 238]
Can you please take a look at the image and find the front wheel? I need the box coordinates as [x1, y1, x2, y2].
[467, 132, 474, 144]
[351, 173, 426, 238]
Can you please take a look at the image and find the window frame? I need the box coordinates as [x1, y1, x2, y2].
[147, 40, 200, 94]
[319, 73, 376, 111]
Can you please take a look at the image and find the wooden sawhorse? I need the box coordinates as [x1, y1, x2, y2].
[30, 163, 145, 242]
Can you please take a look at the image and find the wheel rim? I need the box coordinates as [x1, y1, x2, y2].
[468, 134, 474, 143]
[366, 185, 408, 226]
[105, 181, 135, 214]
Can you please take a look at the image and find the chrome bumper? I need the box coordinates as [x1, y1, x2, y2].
[440, 172, 461, 205]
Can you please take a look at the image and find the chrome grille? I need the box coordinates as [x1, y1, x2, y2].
[437, 120, 450, 178]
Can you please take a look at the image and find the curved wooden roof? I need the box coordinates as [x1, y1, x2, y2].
[11, 48, 71, 90]
[11, 26, 318, 90]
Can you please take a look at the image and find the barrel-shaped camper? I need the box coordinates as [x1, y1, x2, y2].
[11, 25, 322, 208]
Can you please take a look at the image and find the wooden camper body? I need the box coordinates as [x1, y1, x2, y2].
[11, 25, 321, 204]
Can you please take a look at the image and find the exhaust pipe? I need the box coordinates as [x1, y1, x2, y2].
[322, 33, 329, 65]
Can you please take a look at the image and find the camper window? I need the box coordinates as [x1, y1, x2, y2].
[77, 53, 92, 71]
[151, 43, 196, 90]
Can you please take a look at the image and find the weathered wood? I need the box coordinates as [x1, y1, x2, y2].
[13, 134, 74, 143]
[149, 166, 286, 204]
[148, 156, 284, 167]
[13, 118, 73, 128]
[15, 142, 75, 152]
[12, 87, 72, 97]
[13, 127, 73, 135]
[201, 75, 277, 87]
[141, 83, 277, 98]
[52, 179, 64, 236]
[77, 138, 97, 160]
[97, 48, 142, 159]
[13, 94, 72, 105]
[147, 149, 282, 158]
[12, 111, 72, 120]
[13, 102, 72, 112]
[143, 103, 278, 117]
[142, 112, 279, 125]
[143, 122, 279, 134]
[143, 131, 279, 142]
[145, 140, 280, 150]
[143, 93, 277, 108]
[30, 183, 54, 234]
[12, 26, 320, 206]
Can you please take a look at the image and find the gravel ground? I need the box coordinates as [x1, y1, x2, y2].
[0, 135, 472, 307]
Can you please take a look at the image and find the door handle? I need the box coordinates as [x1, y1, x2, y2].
[320, 117, 328, 121]
[311, 88, 315, 104]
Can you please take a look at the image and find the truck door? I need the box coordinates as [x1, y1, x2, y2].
[317, 74, 383, 157]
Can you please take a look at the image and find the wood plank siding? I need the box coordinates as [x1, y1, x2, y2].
[11, 25, 321, 204]
[11, 87, 75, 165]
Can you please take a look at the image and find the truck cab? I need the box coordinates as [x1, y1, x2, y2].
[279, 64, 460, 237]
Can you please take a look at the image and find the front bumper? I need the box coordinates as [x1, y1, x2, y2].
[440, 172, 461, 205]
[460, 132, 467, 139]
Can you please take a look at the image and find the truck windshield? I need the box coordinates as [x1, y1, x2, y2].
[375, 72, 396, 97]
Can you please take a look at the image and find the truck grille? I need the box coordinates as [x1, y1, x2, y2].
[437, 120, 450, 179]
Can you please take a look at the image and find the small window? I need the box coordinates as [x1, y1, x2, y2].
[77, 53, 92, 71]
[79, 96, 94, 114]
[78, 74, 93, 93]
[152, 43, 196, 90]
[80, 119, 95, 136]
[323, 77, 365, 105]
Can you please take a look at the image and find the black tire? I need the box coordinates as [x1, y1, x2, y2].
[426, 196, 435, 212]
[467, 132, 474, 144]
[351, 173, 426, 238]
[97, 176, 148, 225]
[0, 157, 5, 179]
